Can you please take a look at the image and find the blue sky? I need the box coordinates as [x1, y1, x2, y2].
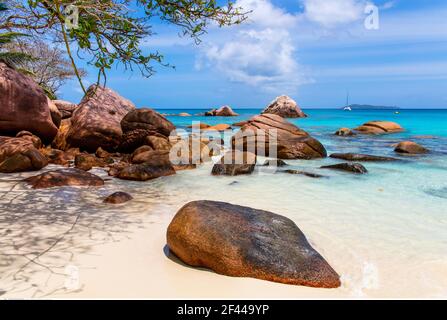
[61, 0, 447, 109]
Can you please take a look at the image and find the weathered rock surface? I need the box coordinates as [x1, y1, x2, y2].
[354, 121, 404, 135]
[204, 123, 232, 131]
[25, 168, 104, 189]
[66, 85, 135, 152]
[167, 200, 341, 288]
[0, 62, 58, 143]
[0, 134, 47, 173]
[40, 148, 72, 166]
[51, 119, 71, 151]
[118, 150, 175, 181]
[53, 100, 78, 119]
[262, 95, 307, 118]
[187, 122, 210, 129]
[394, 141, 429, 154]
[232, 120, 248, 127]
[103, 192, 133, 204]
[205, 106, 238, 117]
[321, 163, 368, 174]
[48, 99, 62, 128]
[211, 151, 256, 176]
[121, 108, 175, 136]
[74, 154, 105, 171]
[335, 128, 355, 136]
[330, 153, 399, 162]
[232, 114, 326, 159]
[118, 162, 175, 181]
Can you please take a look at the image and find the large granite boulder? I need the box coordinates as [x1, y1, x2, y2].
[0, 133, 48, 173]
[66, 85, 135, 152]
[232, 114, 326, 159]
[211, 151, 256, 176]
[121, 108, 175, 136]
[24, 168, 104, 189]
[354, 121, 404, 135]
[262, 95, 307, 118]
[394, 141, 429, 154]
[117, 150, 175, 181]
[53, 100, 78, 119]
[0, 62, 58, 143]
[205, 105, 238, 117]
[119, 108, 175, 153]
[167, 200, 341, 288]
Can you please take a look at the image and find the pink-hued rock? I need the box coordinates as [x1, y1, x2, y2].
[262, 95, 307, 118]
[205, 106, 239, 117]
[167, 200, 341, 288]
[0, 133, 48, 173]
[0, 62, 58, 143]
[67, 85, 135, 152]
[354, 121, 404, 135]
[232, 114, 326, 159]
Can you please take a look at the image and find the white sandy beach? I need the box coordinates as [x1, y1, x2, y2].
[1, 159, 447, 299]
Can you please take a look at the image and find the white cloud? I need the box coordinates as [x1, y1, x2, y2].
[198, 0, 312, 93]
[302, 0, 367, 27]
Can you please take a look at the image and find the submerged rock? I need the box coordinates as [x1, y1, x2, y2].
[330, 153, 399, 162]
[25, 168, 104, 189]
[0, 62, 58, 143]
[335, 128, 355, 136]
[67, 85, 135, 152]
[262, 159, 288, 167]
[283, 170, 326, 178]
[211, 151, 256, 176]
[394, 141, 429, 154]
[103, 192, 133, 204]
[167, 200, 341, 288]
[262, 95, 307, 118]
[354, 121, 404, 135]
[232, 114, 326, 160]
[321, 163, 368, 174]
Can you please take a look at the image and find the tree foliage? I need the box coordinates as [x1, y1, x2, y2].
[1, 0, 246, 93]
[0, 3, 32, 68]
[6, 39, 87, 99]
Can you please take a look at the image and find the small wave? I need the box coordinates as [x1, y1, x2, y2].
[423, 187, 447, 199]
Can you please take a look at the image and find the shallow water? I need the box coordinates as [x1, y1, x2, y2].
[1, 109, 446, 298]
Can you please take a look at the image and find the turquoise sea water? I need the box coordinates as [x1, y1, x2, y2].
[1, 108, 447, 298]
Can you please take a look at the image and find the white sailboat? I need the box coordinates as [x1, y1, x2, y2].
[343, 92, 352, 111]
